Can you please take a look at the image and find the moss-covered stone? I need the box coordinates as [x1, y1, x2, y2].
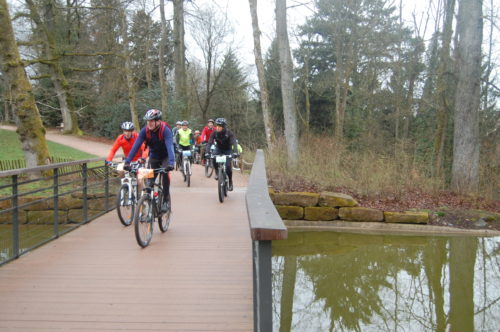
[384, 211, 429, 224]
[339, 207, 384, 222]
[272, 192, 319, 207]
[319, 192, 358, 207]
[26, 210, 67, 224]
[268, 187, 276, 201]
[275, 205, 304, 220]
[304, 207, 339, 221]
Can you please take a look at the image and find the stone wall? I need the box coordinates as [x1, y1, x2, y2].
[270, 189, 429, 224]
[0, 192, 114, 225]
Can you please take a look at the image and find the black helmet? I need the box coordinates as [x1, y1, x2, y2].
[121, 121, 134, 130]
[143, 109, 162, 121]
[215, 118, 227, 127]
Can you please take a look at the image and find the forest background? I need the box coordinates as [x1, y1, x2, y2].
[0, 0, 498, 208]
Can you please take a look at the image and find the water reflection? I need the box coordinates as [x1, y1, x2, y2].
[272, 232, 500, 332]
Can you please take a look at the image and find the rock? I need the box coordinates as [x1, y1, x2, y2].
[275, 205, 304, 220]
[319, 192, 358, 207]
[384, 211, 429, 224]
[339, 207, 383, 222]
[473, 218, 488, 228]
[304, 207, 339, 221]
[272, 192, 319, 207]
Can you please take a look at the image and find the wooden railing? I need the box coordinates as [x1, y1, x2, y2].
[246, 149, 288, 332]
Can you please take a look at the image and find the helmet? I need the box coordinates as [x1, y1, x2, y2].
[121, 121, 134, 130]
[182, 120, 189, 126]
[215, 118, 227, 127]
[194, 130, 200, 134]
[207, 118, 214, 124]
[143, 109, 162, 121]
[176, 121, 182, 125]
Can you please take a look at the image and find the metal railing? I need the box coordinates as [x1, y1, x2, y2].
[0, 158, 120, 266]
[246, 149, 288, 331]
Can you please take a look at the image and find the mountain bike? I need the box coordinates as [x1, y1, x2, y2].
[232, 156, 241, 171]
[215, 154, 232, 203]
[181, 149, 192, 187]
[111, 162, 141, 226]
[134, 168, 172, 248]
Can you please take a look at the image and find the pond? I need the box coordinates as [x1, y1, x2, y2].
[272, 231, 500, 332]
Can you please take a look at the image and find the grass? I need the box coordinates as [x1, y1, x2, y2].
[0, 129, 97, 161]
[265, 134, 499, 210]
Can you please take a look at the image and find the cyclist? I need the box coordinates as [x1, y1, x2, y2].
[124, 109, 175, 212]
[176, 120, 194, 168]
[105, 122, 146, 164]
[207, 117, 239, 191]
[172, 121, 182, 161]
[194, 130, 202, 145]
[200, 119, 215, 165]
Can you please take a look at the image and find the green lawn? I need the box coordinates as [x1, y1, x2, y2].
[0, 129, 97, 160]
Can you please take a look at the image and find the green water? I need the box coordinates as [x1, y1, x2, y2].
[272, 231, 500, 332]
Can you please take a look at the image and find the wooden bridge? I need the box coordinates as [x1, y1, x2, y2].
[0, 150, 286, 331]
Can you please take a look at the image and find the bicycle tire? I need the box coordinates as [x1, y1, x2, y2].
[158, 194, 172, 233]
[218, 168, 225, 203]
[116, 184, 134, 226]
[186, 162, 191, 187]
[134, 195, 154, 248]
[205, 159, 214, 178]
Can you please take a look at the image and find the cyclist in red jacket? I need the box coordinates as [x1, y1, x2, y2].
[200, 119, 215, 165]
[106, 122, 146, 164]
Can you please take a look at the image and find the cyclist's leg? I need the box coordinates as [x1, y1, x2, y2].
[213, 147, 222, 179]
[160, 158, 170, 203]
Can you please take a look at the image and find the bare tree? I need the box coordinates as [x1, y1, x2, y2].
[248, 0, 274, 147]
[0, 0, 50, 168]
[158, 0, 169, 116]
[451, 0, 482, 193]
[120, 8, 139, 129]
[276, 0, 299, 167]
[173, 0, 188, 118]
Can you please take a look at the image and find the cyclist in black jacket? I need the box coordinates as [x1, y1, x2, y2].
[207, 118, 239, 191]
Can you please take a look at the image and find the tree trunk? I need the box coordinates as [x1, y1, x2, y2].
[433, 0, 456, 178]
[279, 256, 297, 332]
[159, 0, 169, 116]
[26, 0, 82, 135]
[451, 0, 482, 193]
[173, 0, 188, 119]
[0, 0, 50, 168]
[276, 0, 299, 168]
[248, 0, 274, 147]
[120, 10, 139, 129]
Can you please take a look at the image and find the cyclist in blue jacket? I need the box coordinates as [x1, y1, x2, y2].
[124, 109, 175, 212]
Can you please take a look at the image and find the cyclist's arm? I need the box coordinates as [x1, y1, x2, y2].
[229, 131, 238, 153]
[106, 135, 123, 162]
[163, 126, 175, 166]
[125, 129, 146, 163]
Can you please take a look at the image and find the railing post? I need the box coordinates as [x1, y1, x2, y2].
[53, 168, 59, 238]
[253, 240, 273, 332]
[82, 163, 88, 223]
[104, 164, 110, 211]
[12, 175, 19, 259]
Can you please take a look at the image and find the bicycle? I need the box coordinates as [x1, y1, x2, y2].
[110, 161, 141, 226]
[134, 168, 172, 248]
[232, 156, 241, 171]
[204, 144, 215, 178]
[215, 154, 232, 203]
[181, 149, 192, 187]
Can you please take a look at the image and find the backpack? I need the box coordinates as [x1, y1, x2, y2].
[145, 121, 171, 145]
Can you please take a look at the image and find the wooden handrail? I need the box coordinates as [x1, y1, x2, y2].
[0, 157, 105, 177]
[246, 149, 288, 241]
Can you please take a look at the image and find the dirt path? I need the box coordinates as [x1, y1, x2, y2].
[1, 124, 248, 188]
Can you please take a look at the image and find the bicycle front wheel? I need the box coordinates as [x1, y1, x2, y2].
[205, 159, 214, 178]
[116, 184, 134, 226]
[134, 195, 154, 248]
[186, 162, 191, 187]
[158, 194, 172, 233]
[218, 168, 225, 203]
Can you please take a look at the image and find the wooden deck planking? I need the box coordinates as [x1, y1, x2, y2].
[0, 179, 253, 331]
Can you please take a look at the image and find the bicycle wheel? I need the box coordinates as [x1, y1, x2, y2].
[232, 158, 240, 171]
[186, 162, 191, 187]
[217, 168, 225, 203]
[175, 154, 181, 171]
[134, 195, 154, 248]
[116, 184, 134, 226]
[158, 194, 171, 233]
[205, 159, 214, 177]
